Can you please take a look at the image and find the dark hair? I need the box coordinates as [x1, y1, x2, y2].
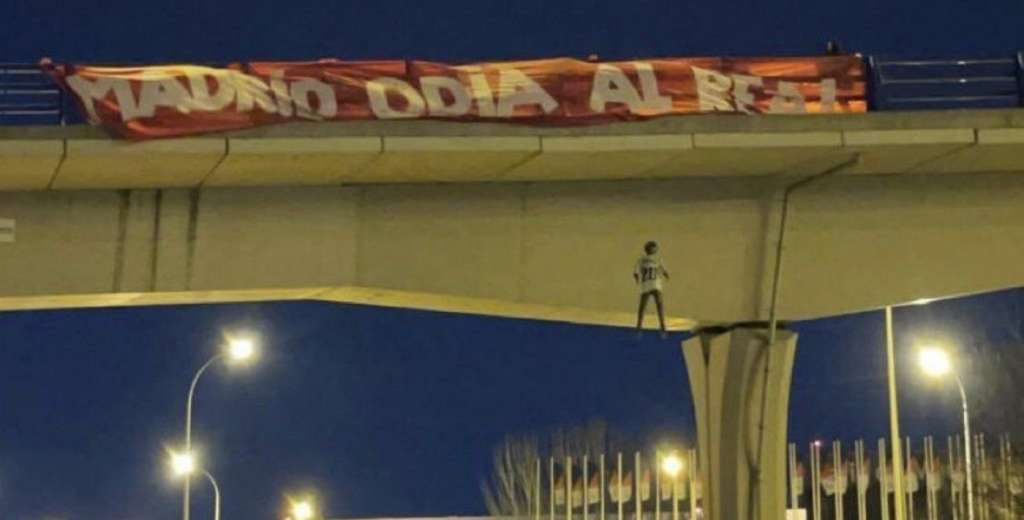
[644, 241, 658, 254]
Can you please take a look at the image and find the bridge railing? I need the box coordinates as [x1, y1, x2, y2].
[3, 54, 1024, 127]
[869, 55, 1023, 110]
[0, 63, 65, 125]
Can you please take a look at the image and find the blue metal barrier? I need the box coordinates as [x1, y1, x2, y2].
[1018, 52, 1024, 105]
[0, 63, 64, 125]
[869, 55, 1022, 110]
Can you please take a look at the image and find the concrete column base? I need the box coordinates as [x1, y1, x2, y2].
[681, 324, 798, 520]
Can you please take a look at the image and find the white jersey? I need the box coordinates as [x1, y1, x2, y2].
[635, 255, 667, 293]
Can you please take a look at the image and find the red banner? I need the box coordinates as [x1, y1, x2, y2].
[42, 56, 865, 140]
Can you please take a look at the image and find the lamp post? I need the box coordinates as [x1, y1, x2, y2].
[661, 453, 683, 478]
[918, 347, 974, 520]
[183, 336, 257, 520]
[885, 305, 908, 520]
[883, 298, 934, 520]
[661, 453, 683, 520]
[201, 470, 221, 520]
[171, 451, 221, 520]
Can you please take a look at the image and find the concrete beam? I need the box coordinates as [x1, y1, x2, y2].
[360, 136, 540, 182]
[843, 128, 976, 174]
[0, 285, 698, 331]
[4, 109, 1024, 191]
[0, 139, 63, 190]
[205, 137, 381, 186]
[2, 172, 1023, 325]
[52, 138, 226, 189]
[504, 135, 692, 181]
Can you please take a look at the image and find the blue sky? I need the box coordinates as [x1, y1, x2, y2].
[4, 1, 1024, 517]
[2, 287, 1022, 519]
[5, 0, 1024, 63]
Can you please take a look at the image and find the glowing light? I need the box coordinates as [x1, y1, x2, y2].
[227, 337, 255, 362]
[919, 347, 952, 377]
[170, 451, 195, 476]
[291, 500, 314, 520]
[661, 454, 683, 477]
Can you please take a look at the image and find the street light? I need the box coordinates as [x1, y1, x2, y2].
[228, 337, 255, 362]
[183, 333, 259, 520]
[661, 453, 683, 478]
[290, 498, 316, 520]
[918, 348, 951, 376]
[883, 298, 936, 520]
[171, 451, 196, 477]
[169, 451, 222, 520]
[918, 346, 974, 520]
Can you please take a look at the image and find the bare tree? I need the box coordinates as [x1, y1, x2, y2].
[482, 419, 614, 518]
[550, 419, 610, 461]
[482, 434, 541, 519]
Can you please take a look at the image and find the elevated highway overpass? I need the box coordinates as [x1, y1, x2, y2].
[2, 109, 1023, 322]
[3, 109, 1024, 519]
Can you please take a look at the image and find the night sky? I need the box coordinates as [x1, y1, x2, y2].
[4, 0, 1024, 63]
[2, 289, 1022, 519]
[4, 0, 1024, 518]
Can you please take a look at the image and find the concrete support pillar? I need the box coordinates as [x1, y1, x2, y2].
[681, 324, 798, 520]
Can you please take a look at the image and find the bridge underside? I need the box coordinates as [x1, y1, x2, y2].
[3, 109, 1024, 324]
[4, 110, 1024, 520]
[0, 285, 696, 331]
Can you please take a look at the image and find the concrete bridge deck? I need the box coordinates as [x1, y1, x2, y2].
[4, 109, 1024, 190]
[1, 109, 1023, 328]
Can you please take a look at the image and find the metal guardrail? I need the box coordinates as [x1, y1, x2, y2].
[869, 55, 1024, 110]
[3, 54, 1024, 126]
[0, 63, 65, 125]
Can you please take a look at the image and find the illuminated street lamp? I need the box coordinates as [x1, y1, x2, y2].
[661, 453, 683, 478]
[171, 451, 196, 477]
[288, 498, 316, 520]
[169, 451, 222, 520]
[882, 298, 936, 520]
[182, 334, 259, 520]
[659, 452, 684, 520]
[918, 346, 974, 520]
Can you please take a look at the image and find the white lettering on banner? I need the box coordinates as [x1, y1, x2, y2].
[186, 72, 236, 112]
[66, 75, 137, 122]
[233, 74, 277, 114]
[269, 70, 294, 117]
[819, 78, 837, 112]
[456, 66, 497, 117]
[731, 74, 763, 114]
[692, 66, 734, 112]
[366, 77, 426, 118]
[496, 69, 558, 117]
[290, 78, 338, 120]
[693, 66, 818, 114]
[769, 81, 807, 113]
[135, 77, 194, 119]
[420, 76, 471, 116]
[62, 63, 840, 126]
[589, 62, 670, 114]
[633, 62, 671, 113]
[590, 64, 637, 111]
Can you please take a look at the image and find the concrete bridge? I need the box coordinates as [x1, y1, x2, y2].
[3, 108, 1024, 519]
